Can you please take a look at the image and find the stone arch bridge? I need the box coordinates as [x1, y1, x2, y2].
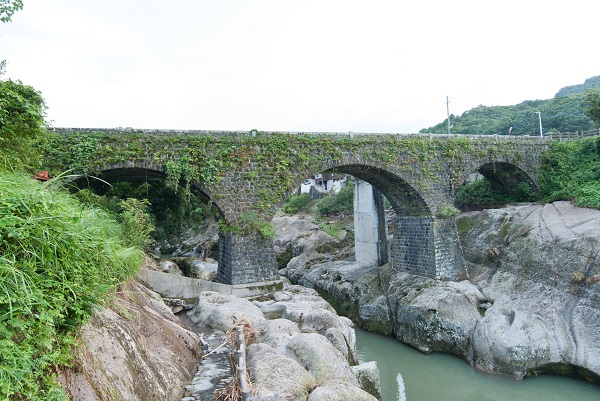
[44, 128, 550, 285]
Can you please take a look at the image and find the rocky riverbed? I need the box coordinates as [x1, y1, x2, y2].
[280, 202, 600, 382]
[182, 284, 382, 401]
[61, 201, 599, 400]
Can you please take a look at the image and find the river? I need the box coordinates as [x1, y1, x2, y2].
[355, 328, 600, 401]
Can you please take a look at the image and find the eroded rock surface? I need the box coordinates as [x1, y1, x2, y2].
[283, 202, 600, 382]
[186, 284, 380, 401]
[60, 280, 202, 401]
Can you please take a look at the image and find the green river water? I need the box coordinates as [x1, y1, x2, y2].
[355, 328, 600, 401]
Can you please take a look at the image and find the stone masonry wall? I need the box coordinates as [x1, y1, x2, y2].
[391, 216, 464, 279]
[391, 216, 436, 277]
[217, 232, 278, 285]
[432, 217, 465, 279]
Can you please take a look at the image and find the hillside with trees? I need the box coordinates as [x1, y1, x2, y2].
[420, 76, 600, 136]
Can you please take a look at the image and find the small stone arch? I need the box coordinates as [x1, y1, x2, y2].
[478, 161, 541, 198]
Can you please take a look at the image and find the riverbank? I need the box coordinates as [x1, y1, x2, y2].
[356, 328, 600, 401]
[283, 202, 600, 383]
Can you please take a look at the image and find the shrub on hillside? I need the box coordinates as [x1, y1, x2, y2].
[283, 193, 313, 214]
[539, 137, 600, 209]
[0, 76, 47, 171]
[317, 182, 354, 216]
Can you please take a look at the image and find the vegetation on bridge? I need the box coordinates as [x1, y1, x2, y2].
[43, 129, 538, 233]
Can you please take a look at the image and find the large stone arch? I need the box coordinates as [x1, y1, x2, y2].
[325, 164, 431, 217]
[320, 164, 463, 279]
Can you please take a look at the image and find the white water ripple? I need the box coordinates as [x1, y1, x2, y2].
[396, 372, 407, 401]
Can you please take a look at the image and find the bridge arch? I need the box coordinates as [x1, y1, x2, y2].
[312, 163, 463, 279]
[323, 164, 431, 217]
[70, 163, 225, 217]
[477, 161, 540, 198]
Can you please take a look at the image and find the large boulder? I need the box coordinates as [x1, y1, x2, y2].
[247, 343, 316, 401]
[461, 202, 600, 380]
[59, 281, 201, 401]
[287, 333, 358, 384]
[187, 291, 267, 331]
[386, 271, 483, 357]
[302, 261, 393, 334]
[288, 201, 600, 381]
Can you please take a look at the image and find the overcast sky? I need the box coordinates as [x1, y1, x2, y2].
[1, 1, 598, 132]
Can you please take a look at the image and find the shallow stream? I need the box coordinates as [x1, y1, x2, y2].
[355, 328, 600, 401]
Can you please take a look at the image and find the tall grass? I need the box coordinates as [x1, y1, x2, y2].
[0, 171, 144, 400]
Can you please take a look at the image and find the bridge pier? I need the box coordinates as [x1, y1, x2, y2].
[391, 216, 464, 280]
[353, 179, 390, 266]
[216, 232, 279, 285]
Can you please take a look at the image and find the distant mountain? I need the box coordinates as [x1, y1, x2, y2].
[420, 76, 599, 136]
[555, 75, 600, 97]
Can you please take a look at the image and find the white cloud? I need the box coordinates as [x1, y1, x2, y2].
[1, 0, 598, 132]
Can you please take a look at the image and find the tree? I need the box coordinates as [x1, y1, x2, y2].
[0, 0, 23, 22]
[0, 73, 47, 170]
[584, 90, 600, 126]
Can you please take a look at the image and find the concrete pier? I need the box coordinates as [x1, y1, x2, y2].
[353, 179, 389, 266]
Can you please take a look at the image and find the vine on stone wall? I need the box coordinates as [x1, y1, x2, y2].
[43, 130, 544, 235]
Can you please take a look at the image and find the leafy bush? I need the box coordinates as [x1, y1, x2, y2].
[317, 182, 354, 216]
[456, 178, 513, 210]
[0, 172, 143, 399]
[455, 177, 529, 210]
[437, 205, 460, 217]
[79, 179, 216, 245]
[0, 76, 47, 171]
[282, 193, 313, 214]
[539, 137, 600, 209]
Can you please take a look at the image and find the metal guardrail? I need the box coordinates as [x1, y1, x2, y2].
[544, 129, 600, 141]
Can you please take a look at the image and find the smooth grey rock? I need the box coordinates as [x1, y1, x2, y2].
[307, 379, 377, 401]
[386, 271, 481, 357]
[255, 318, 302, 354]
[160, 260, 182, 275]
[352, 361, 382, 400]
[247, 343, 315, 401]
[190, 259, 218, 281]
[187, 291, 266, 331]
[287, 333, 358, 385]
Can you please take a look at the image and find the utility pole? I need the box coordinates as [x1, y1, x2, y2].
[446, 96, 451, 135]
[535, 111, 543, 137]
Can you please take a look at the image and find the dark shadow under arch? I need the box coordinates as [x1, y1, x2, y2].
[69, 167, 221, 216]
[478, 162, 541, 198]
[325, 164, 431, 217]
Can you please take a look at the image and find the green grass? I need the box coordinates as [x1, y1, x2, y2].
[0, 171, 144, 400]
